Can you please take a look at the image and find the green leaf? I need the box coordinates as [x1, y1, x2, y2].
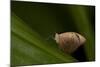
[66, 6, 95, 61]
[11, 13, 77, 66]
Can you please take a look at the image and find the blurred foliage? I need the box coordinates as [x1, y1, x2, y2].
[11, 1, 95, 66]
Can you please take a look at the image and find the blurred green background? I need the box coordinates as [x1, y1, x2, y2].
[11, 1, 95, 66]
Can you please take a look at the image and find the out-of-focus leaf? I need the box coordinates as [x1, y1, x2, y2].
[66, 6, 95, 61]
